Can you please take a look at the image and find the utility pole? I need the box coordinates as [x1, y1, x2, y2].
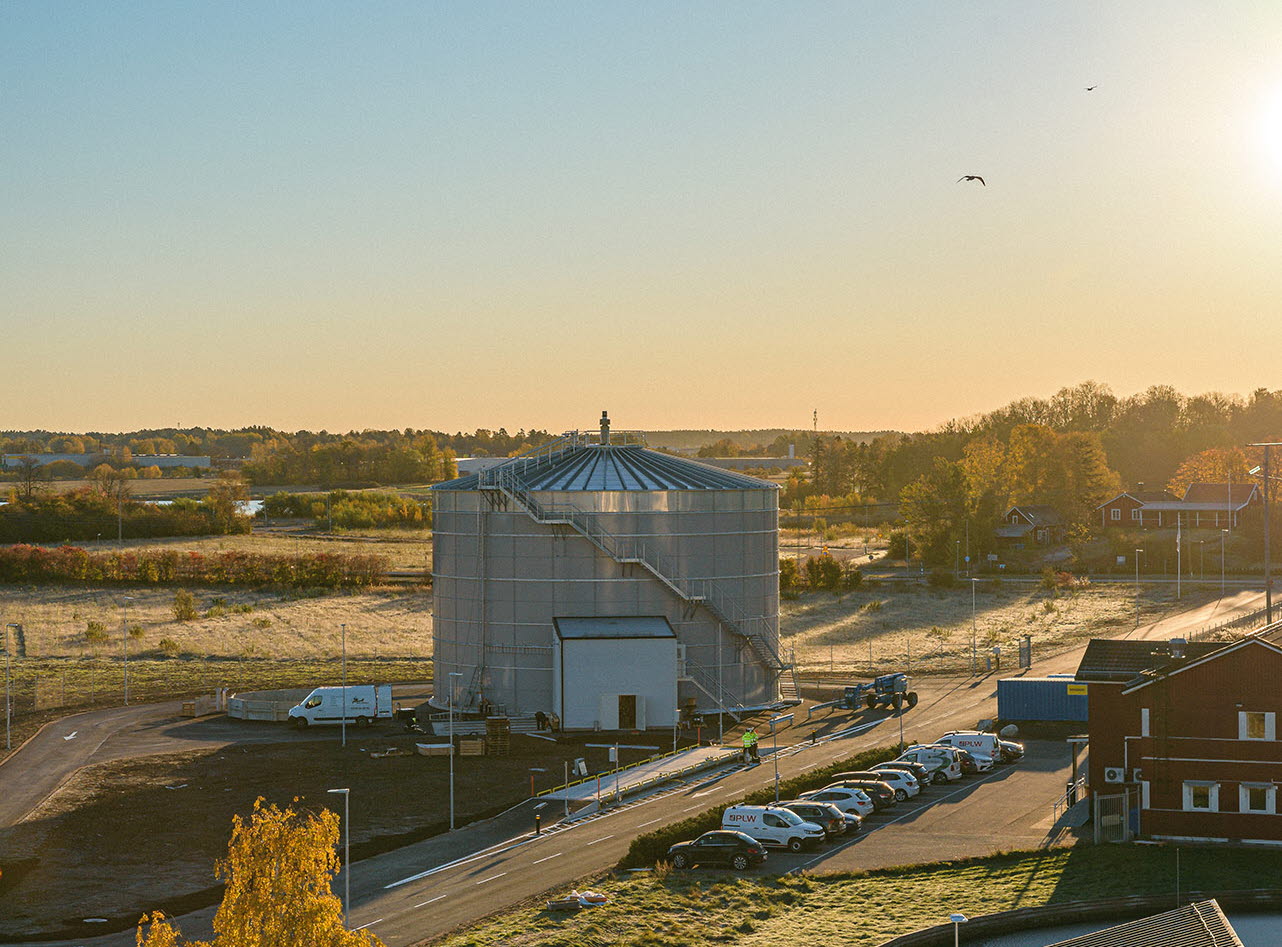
[1249, 443, 1280, 625]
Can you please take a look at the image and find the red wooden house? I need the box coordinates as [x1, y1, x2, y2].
[1076, 628, 1282, 844]
[1095, 483, 1260, 529]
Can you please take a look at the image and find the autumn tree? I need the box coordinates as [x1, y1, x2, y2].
[137, 798, 382, 947]
[1167, 447, 1255, 498]
[205, 472, 248, 534]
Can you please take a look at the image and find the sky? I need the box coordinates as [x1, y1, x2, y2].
[3, 2, 1282, 435]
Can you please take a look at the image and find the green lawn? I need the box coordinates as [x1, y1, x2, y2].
[427, 845, 1282, 947]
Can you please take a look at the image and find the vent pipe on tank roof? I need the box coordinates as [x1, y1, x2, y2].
[600, 411, 611, 446]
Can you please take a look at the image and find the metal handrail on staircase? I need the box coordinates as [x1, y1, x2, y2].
[490, 466, 785, 671]
[682, 658, 749, 718]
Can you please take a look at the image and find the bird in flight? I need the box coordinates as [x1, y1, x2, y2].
[957, 175, 986, 186]
[1086, 85, 1097, 91]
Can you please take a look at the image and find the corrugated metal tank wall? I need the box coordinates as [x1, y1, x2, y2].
[431, 484, 779, 716]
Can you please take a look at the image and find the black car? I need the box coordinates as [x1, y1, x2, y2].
[666, 830, 767, 871]
[998, 739, 1025, 763]
[828, 779, 897, 810]
[953, 748, 981, 775]
[777, 801, 848, 839]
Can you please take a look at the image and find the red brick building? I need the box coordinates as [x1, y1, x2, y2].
[1076, 630, 1282, 843]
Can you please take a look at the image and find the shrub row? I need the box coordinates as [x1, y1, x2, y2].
[0, 546, 389, 589]
[262, 490, 431, 529]
[617, 742, 903, 869]
[0, 490, 251, 543]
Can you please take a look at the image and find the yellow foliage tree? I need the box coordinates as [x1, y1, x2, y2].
[137, 798, 382, 947]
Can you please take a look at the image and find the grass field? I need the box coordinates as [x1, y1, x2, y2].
[781, 581, 1221, 676]
[427, 845, 1282, 947]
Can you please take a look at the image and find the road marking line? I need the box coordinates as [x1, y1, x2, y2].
[682, 804, 703, 811]
[414, 895, 446, 908]
[638, 818, 662, 827]
[533, 853, 562, 864]
[355, 919, 382, 930]
[475, 873, 507, 885]
[585, 835, 614, 846]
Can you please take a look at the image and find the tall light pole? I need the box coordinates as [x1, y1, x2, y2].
[3, 624, 15, 751]
[121, 596, 134, 704]
[340, 623, 347, 748]
[1248, 442, 1281, 625]
[949, 912, 968, 947]
[970, 579, 978, 676]
[1221, 529, 1228, 599]
[1134, 549, 1143, 628]
[448, 670, 462, 830]
[326, 788, 350, 929]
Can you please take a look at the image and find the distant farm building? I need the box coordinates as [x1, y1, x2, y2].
[430, 413, 789, 729]
[1096, 483, 1260, 529]
[994, 505, 1065, 547]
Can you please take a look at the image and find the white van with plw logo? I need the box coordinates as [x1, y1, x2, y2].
[721, 805, 825, 852]
[896, 745, 964, 784]
[288, 685, 393, 729]
[934, 731, 1000, 765]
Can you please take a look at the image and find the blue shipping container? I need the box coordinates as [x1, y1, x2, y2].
[997, 676, 1088, 722]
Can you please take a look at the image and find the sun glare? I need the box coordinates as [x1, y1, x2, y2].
[1258, 84, 1282, 185]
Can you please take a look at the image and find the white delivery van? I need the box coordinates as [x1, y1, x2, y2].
[934, 731, 1000, 765]
[722, 804, 825, 852]
[897, 745, 964, 784]
[289, 685, 393, 729]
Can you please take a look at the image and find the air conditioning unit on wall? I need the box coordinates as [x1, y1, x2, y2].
[1131, 768, 1144, 782]
[1104, 766, 1126, 784]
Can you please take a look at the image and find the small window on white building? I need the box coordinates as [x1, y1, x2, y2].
[1140, 707, 1150, 737]
[1111, 509, 1122, 521]
[1183, 781, 1219, 812]
[1239, 711, 1277, 741]
[1240, 783, 1277, 814]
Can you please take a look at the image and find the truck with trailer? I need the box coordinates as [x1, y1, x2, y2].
[288, 685, 393, 729]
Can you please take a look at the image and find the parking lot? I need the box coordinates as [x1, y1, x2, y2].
[752, 738, 1076, 875]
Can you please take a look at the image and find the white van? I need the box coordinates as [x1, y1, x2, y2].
[934, 731, 1000, 765]
[721, 805, 825, 852]
[897, 745, 964, 784]
[289, 685, 393, 729]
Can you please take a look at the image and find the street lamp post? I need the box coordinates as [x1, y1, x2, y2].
[1248, 443, 1281, 625]
[3, 624, 15, 751]
[326, 788, 350, 929]
[1221, 529, 1228, 599]
[949, 912, 968, 947]
[340, 623, 347, 748]
[970, 579, 978, 676]
[121, 596, 134, 705]
[448, 670, 462, 830]
[1134, 549, 1142, 628]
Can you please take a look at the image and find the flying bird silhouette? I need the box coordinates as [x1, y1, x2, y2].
[957, 175, 986, 186]
[1085, 85, 1097, 91]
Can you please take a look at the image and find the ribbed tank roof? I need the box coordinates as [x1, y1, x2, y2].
[433, 444, 778, 492]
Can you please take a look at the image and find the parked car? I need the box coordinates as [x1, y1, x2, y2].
[870, 760, 931, 786]
[938, 745, 991, 775]
[721, 804, 826, 852]
[839, 768, 920, 801]
[798, 786, 876, 818]
[777, 801, 849, 839]
[826, 778, 897, 810]
[897, 745, 964, 784]
[998, 739, 1025, 762]
[667, 830, 766, 871]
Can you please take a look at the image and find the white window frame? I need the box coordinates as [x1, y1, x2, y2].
[1140, 708, 1150, 737]
[1183, 781, 1219, 812]
[1111, 508, 1122, 521]
[1239, 783, 1277, 814]
[1130, 508, 1140, 520]
[1239, 711, 1277, 741]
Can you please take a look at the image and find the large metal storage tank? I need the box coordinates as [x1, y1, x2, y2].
[430, 413, 786, 726]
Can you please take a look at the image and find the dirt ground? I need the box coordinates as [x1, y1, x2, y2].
[781, 580, 1222, 675]
[0, 724, 671, 940]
